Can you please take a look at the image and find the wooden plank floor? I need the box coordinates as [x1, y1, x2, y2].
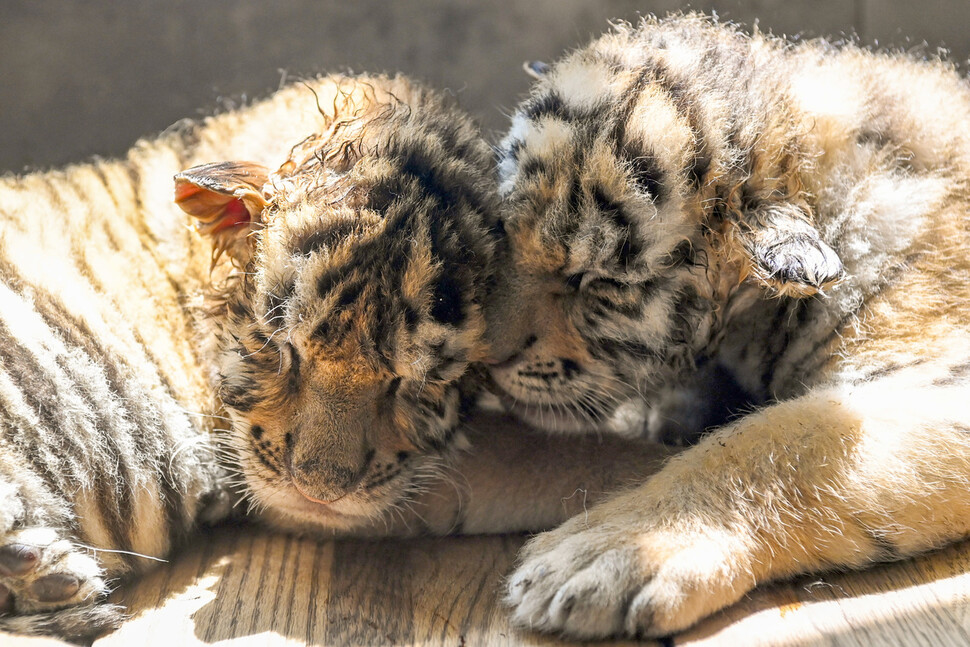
[4, 524, 970, 646]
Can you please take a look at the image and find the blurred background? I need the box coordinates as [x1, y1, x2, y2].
[3, 0, 968, 172]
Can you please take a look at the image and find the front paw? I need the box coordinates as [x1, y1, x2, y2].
[0, 527, 122, 640]
[506, 495, 755, 639]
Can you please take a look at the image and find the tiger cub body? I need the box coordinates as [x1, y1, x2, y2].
[0, 72, 672, 641]
[491, 14, 970, 638]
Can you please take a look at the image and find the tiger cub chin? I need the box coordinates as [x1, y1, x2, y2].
[0, 72, 636, 641]
[491, 13, 970, 639]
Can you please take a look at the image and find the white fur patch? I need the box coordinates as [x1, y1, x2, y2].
[624, 85, 693, 168]
[605, 399, 650, 437]
[839, 172, 946, 287]
[500, 117, 575, 195]
[552, 61, 617, 112]
[498, 114, 531, 194]
[790, 62, 864, 140]
[525, 117, 575, 160]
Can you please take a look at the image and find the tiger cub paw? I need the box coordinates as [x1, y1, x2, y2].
[505, 495, 754, 639]
[0, 527, 122, 640]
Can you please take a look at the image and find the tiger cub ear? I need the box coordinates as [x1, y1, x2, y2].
[523, 60, 550, 79]
[736, 203, 844, 297]
[174, 161, 272, 266]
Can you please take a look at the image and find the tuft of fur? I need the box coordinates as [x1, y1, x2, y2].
[492, 14, 970, 639]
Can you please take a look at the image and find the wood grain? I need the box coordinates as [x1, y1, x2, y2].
[95, 525, 653, 647]
[2, 525, 969, 646]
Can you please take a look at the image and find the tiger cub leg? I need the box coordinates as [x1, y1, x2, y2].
[506, 373, 970, 638]
[0, 473, 121, 640]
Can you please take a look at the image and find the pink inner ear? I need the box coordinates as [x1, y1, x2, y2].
[174, 182, 202, 203]
[212, 198, 252, 233]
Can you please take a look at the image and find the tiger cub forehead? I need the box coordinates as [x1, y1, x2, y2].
[499, 74, 695, 283]
[185, 74, 499, 386]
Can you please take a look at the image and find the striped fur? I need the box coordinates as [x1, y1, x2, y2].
[186, 75, 505, 535]
[0, 73, 506, 640]
[0, 128, 225, 639]
[0, 70, 677, 641]
[492, 15, 970, 639]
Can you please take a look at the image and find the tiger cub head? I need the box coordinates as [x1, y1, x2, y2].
[175, 76, 499, 531]
[485, 18, 843, 436]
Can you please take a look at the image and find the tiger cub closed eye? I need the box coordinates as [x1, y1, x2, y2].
[0, 74, 504, 640]
[492, 13, 970, 640]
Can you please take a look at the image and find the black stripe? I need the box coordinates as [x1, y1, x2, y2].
[130, 327, 190, 413]
[524, 92, 567, 121]
[429, 274, 465, 326]
[860, 521, 901, 561]
[402, 304, 420, 331]
[932, 359, 970, 387]
[518, 157, 548, 181]
[30, 289, 181, 555]
[424, 422, 459, 453]
[290, 220, 361, 257]
[252, 440, 283, 476]
[0, 404, 65, 502]
[861, 359, 925, 383]
[609, 67, 653, 148]
[218, 373, 263, 413]
[365, 181, 399, 215]
[363, 468, 402, 490]
[0, 319, 89, 502]
[644, 57, 712, 190]
[591, 186, 632, 230]
[335, 282, 363, 310]
[592, 186, 643, 266]
[608, 66, 668, 204]
[665, 239, 697, 268]
[622, 146, 666, 203]
[123, 164, 158, 245]
[590, 337, 663, 362]
[316, 268, 345, 299]
[668, 286, 704, 346]
[47, 360, 133, 556]
[757, 302, 796, 390]
[393, 144, 482, 216]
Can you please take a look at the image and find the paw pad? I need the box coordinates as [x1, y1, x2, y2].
[0, 544, 40, 577]
[0, 529, 107, 619]
[30, 574, 80, 603]
[0, 583, 12, 614]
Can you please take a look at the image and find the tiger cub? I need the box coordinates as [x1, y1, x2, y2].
[0, 73, 672, 640]
[490, 14, 970, 639]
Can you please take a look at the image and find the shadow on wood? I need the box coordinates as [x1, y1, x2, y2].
[99, 524, 656, 646]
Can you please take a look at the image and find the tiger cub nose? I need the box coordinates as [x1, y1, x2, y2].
[289, 449, 375, 504]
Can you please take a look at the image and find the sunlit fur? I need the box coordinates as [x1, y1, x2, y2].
[494, 14, 970, 639]
[0, 68, 686, 642]
[0, 73, 506, 639]
[192, 75, 505, 534]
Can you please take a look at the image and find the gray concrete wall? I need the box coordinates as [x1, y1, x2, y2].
[3, 0, 968, 172]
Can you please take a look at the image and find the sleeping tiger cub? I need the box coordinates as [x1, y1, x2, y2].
[0, 73, 671, 640]
[490, 14, 970, 639]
